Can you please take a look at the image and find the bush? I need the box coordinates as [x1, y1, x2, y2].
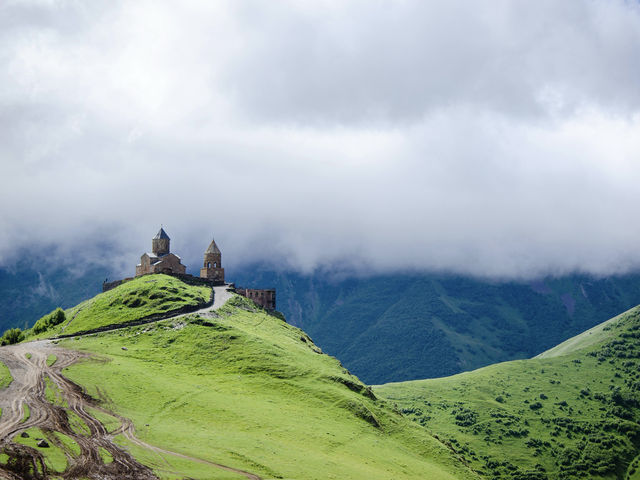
[32, 308, 66, 335]
[1, 328, 24, 345]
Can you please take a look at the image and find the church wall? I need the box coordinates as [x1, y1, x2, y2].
[151, 254, 186, 275]
[236, 288, 276, 310]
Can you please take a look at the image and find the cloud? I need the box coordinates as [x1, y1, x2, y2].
[1, 0, 640, 279]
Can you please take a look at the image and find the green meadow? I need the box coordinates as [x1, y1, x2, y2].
[10, 273, 640, 478]
[376, 306, 640, 479]
[59, 295, 476, 480]
[13, 427, 80, 473]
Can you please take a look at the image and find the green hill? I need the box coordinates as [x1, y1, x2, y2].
[27, 274, 211, 339]
[6, 273, 640, 479]
[234, 269, 640, 383]
[8, 275, 477, 479]
[375, 306, 640, 479]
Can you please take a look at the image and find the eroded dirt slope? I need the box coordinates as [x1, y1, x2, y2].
[0, 341, 259, 480]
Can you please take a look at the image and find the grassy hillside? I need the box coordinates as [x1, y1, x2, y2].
[55, 293, 477, 480]
[27, 274, 211, 338]
[234, 269, 640, 383]
[376, 306, 640, 479]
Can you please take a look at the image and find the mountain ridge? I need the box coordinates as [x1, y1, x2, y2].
[234, 268, 640, 383]
[5, 260, 640, 382]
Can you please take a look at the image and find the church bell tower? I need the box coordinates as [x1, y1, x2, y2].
[200, 238, 225, 284]
[152, 227, 170, 256]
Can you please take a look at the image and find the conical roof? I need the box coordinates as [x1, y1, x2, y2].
[153, 227, 170, 240]
[205, 238, 221, 255]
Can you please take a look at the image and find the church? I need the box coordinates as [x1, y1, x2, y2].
[127, 227, 275, 310]
[135, 228, 187, 277]
[135, 228, 225, 285]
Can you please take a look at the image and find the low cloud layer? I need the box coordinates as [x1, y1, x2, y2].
[2, 0, 640, 278]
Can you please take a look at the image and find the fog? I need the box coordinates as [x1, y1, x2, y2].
[2, 0, 640, 279]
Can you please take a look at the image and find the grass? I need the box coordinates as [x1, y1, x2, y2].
[46, 354, 57, 367]
[44, 375, 66, 408]
[114, 435, 248, 480]
[26, 274, 211, 338]
[98, 446, 113, 464]
[627, 454, 640, 480]
[60, 295, 478, 480]
[21, 403, 30, 423]
[13, 427, 76, 474]
[0, 360, 11, 389]
[67, 410, 91, 436]
[376, 306, 640, 479]
[86, 406, 121, 433]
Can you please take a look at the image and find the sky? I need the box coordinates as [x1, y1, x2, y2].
[1, 0, 640, 279]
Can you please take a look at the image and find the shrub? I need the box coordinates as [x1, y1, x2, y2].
[1, 328, 24, 345]
[32, 308, 66, 335]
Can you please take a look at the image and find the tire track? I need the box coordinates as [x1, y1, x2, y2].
[0, 341, 261, 479]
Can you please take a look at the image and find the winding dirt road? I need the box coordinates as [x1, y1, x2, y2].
[0, 285, 262, 480]
[0, 341, 157, 479]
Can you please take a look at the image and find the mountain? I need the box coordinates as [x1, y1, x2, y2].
[5, 256, 640, 385]
[233, 269, 640, 383]
[2, 273, 640, 478]
[0, 257, 108, 331]
[0, 274, 478, 480]
[375, 305, 640, 479]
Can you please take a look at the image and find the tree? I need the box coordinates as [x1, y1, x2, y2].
[1, 328, 24, 346]
[32, 308, 66, 334]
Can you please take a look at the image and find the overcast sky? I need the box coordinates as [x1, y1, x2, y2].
[1, 0, 640, 278]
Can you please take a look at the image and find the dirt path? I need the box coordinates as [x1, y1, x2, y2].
[0, 340, 261, 479]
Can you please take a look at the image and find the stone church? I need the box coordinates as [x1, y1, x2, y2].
[127, 228, 274, 310]
[135, 228, 187, 276]
[135, 228, 225, 284]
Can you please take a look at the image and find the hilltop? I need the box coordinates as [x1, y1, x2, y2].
[376, 305, 640, 479]
[28, 274, 212, 338]
[0, 274, 477, 479]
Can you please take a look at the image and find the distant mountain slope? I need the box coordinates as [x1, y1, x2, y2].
[0, 257, 107, 331]
[535, 308, 629, 360]
[375, 306, 640, 479]
[234, 269, 640, 383]
[30, 281, 477, 480]
[5, 257, 640, 385]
